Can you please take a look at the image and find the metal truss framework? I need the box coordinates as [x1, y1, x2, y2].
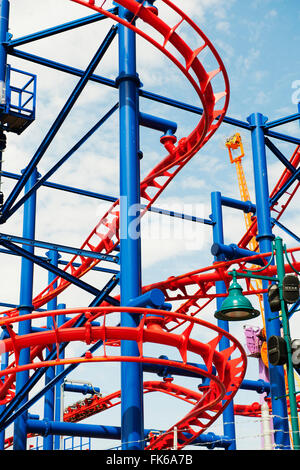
[0, 0, 299, 451]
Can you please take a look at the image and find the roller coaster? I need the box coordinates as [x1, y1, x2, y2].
[0, 0, 299, 452]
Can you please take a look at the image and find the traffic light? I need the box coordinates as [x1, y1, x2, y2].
[291, 339, 300, 373]
[267, 284, 281, 312]
[282, 275, 300, 304]
[267, 276, 299, 312]
[267, 335, 288, 366]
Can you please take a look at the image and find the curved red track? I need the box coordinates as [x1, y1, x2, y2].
[0, 0, 299, 450]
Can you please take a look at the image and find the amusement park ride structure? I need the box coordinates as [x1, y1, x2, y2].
[0, 0, 299, 451]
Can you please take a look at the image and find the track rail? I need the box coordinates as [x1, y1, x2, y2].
[0, 306, 247, 450]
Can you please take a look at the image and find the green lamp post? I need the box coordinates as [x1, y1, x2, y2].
[214, 237, 300, 450]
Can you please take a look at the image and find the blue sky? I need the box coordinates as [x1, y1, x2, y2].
[0, 0, 299, 451]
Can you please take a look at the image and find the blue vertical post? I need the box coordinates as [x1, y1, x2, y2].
[0, 331, 8, 450]
[210, 191, 236, 450]
[117, 5, 144, 450]
[247, 112, 290, 449]
[13, 167, 38, 450]
[54, 302, 66, 451]
[43, 249, 60, 450]
[0, 0, 9, 102]
[0, 0, 9, 211]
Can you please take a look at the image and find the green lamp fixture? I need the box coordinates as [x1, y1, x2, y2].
[214, 270, 260, 321]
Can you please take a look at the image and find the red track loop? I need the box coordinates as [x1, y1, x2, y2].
[1, 0, 299, 450]
[0, 0, 229, 316]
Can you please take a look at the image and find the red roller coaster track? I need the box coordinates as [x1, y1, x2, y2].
[0, 0, 299, 450]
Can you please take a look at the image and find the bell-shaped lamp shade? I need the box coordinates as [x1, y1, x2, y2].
[214, 271, 260, 321]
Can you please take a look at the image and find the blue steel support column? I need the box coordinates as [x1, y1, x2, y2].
[247, 112, 290, 449]
[0, 331, 8, 450]
[0, 0, 9, 102]
[210, 191, 236, 450]
[13, 167, 38, 450]
[117, 5, 144, 450]
[0, 0, 9, 211]
[43, 249, 60, 450]
[54, 303, 66, 451]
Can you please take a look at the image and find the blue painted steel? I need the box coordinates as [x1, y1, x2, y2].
[8, 49, 251, 131]
[265, 112, 300, 129]
[240, 379, 270, 394]
[0, 0, 9, 96]
[54, 303, 66, 450]
[118, 4, 144, 450]
[128, 289, 165, 309]
[26, 419, 230, 449]
[210, 191, 236, 450]
[43, 250, 60, 450]
[139, 89, 251, 130]
[0, 239, 120, 300]
[13, 167, 38, 450]
[0, 332, 8, 450]
[139, 111, 177, 134]
[247, 112, 290, 450]
[0, 245, 119, 275]
[1, 176, 212, 226]
[8, 9, 118, 48]
[265, 137, 300, 179]
[0, 231, 119, 263]
[264, 128, 300, 146]
[271, 218, 300, 244]
[0, 25, 117, 223]
[269, 167, 300, 207]
[0, 0, 8, 210]
[220, 195, 256, 214]
[0, 277, 119, 433]
[63, 383, 101, 395]
[3, 65, 37, 126]
[211, 242, 265, 266]
[5, 102, 119, 218]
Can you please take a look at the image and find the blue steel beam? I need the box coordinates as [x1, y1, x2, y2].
[270, 166, 300, 207]
[63, 383, 101, 395]
[0, 246, 119, 275]
[6, 105, 177, 219]
[4, 103, 119, 219]
[1, 169, 213, 224]
[247, 112, 290, 450]
[0, 25, 118, 223]
[54, 302, 66, 450]
[7, 9, 118, 48]
[43, 250, 59, 451]
[210, 191, 236, 450]
[26, 419, 230, 449]
[0, 239, 115, 299]
[139, 111, 177, 134]
[118, 3, 144, 450]
[265, 137, 300, 179]
[265, 112, 300, 129]
[271, 218, 300, 244]
[220, 195, 256, 214]
[0, 232, 119, 263]
[0, 0, 9, 210]
[1, 169, 118, 202]
[13, 168, 38, 450]
[0, 275, 119, 430]
[7, 52, 251, 131]
[264, 128, 300, 146]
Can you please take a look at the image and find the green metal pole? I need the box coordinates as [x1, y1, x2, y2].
[274, 236, 300, 450]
